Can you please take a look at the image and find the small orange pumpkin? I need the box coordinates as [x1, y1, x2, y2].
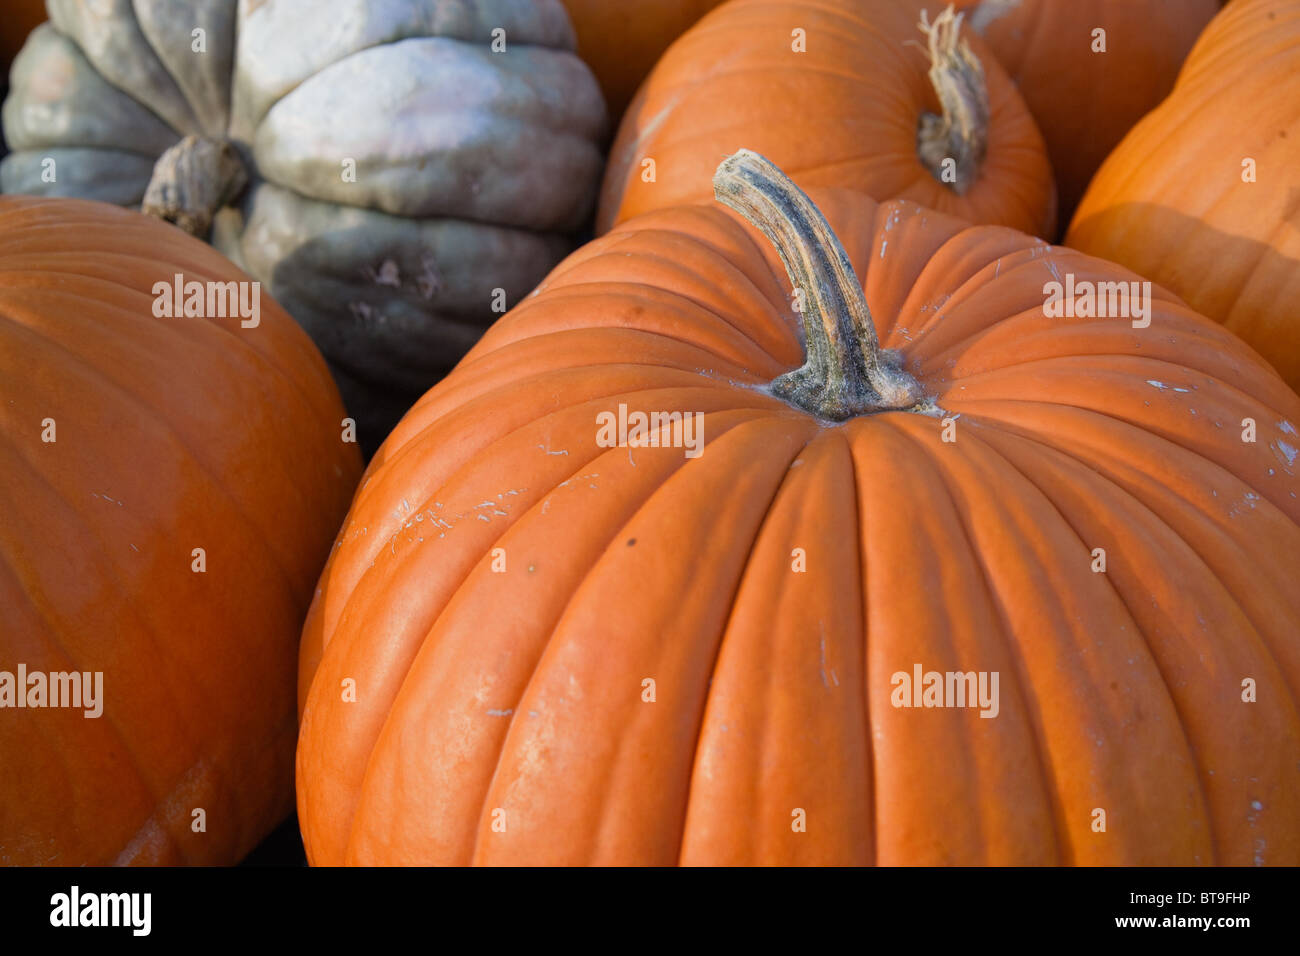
[597, 0, 1056, 239]
[297, 151, 1300, 866]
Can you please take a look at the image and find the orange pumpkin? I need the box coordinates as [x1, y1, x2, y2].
[0, 0, 43, 80]
[597, 0, 1056, 239]
[0, 197, 361, 864]
[1067, 0, 1300, 392]
[957, 0, 1220, 227]
[560, 0, 725, 124]
[297, 151, 1300, 865]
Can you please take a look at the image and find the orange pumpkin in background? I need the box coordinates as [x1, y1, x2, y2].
[1068, 0, 1300, 392]
[296, 151, 1300, 866]
[0, 196, 361, 864]
[0, 0, 44, 81]
[560, 0, 725, 124]
[598, 0, 1056, 239]
[956, 0, 1220, 227]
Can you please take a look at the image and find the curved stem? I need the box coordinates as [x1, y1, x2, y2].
[916, 5, 989, 196]
[142, 135, 248, 238]
[713, 150, 922, 420]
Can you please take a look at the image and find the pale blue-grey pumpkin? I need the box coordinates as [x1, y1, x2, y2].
[1, 0, 606, 446]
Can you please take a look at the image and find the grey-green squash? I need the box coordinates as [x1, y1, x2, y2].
[1, 0, 606, 448]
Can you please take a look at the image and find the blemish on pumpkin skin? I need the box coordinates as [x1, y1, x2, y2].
[382, 490, 529, 551]
[1145, 380, 1193, 393]
[365, 260, 401, 288]
[817, 626, 838, 689]
[1226, 492, 1261, 518]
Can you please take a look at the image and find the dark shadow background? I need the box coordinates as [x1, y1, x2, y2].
[240, 815, 307, 866]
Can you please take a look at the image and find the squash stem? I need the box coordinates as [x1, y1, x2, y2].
[916, 5, 989, 196]
[713, 150, 922, 420]
[142, 135, 248, 238]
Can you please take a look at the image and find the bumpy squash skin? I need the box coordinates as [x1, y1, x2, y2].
[597, 0, 1056, 239]
[0, 196, 362, 864]
[1, 1, 608, 450]
[297, 179, 1300, 866]
[1067, 0, 1300, 393]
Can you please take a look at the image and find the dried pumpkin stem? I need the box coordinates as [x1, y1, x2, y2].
[142, 135, 248, 238]
[916, 5, 989, 196]
[713, 149, 922, 420]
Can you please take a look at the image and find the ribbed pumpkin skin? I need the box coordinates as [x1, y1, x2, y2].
[560, 0, 725, 124]
[0, 197, 361, 864]
[1067, 0, 1300, 391]
[297, 186, 1300, 865]
[958, 0, 1219, 228]
[596, 0, 1056, 238]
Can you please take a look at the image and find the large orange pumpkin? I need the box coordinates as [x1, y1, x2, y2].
[0, 196, 361, 864]
[560, 0, 725, 124]
[956, 0, 1219, 227]
[597, 0, 1056, 239]
[1067, 0, 1300, 392]
[297, 151, 1300, 865]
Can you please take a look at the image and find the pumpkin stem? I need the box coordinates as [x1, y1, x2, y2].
[142, 135, 248, 238]
[713, 150, 923, 420]
[915, 5, 989, 196]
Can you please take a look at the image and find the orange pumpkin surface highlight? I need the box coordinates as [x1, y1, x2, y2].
[297, 149, 1300, 865]
[0, 197, 361, 864]
[1067, 0, 1300, 392]
[598, 0, 1056, 240]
